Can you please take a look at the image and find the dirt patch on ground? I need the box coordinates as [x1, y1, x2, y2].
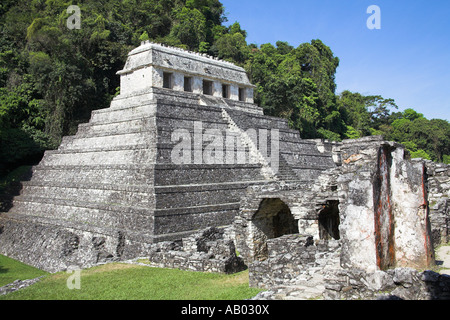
[436, 245, 450, 275]
[213, 270, 250, 286]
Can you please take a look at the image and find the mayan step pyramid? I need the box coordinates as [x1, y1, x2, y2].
[0, 42, 336, 272]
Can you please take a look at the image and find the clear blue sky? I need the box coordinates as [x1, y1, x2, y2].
[220, 0, 450, 121]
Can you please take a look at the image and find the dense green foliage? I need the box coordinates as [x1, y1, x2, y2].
[0, 0, 448, 178]
[0, 0, 230, 176]
[245, 40, 342, 140]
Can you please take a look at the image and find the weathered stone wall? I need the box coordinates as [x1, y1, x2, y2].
[146, 228, 246, 274]
[238, 136, 441, 291]
[323, 267, 450, 300]
[249, 235, 340, 289]
[337, 137, 434, 271]
[233, 183, 312, 265]
[118, 42, 255, 102]
[0, 215, 148, 272]
[425, 160, 449, 246]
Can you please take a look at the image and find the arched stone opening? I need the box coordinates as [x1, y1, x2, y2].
[251, 198, 299, 261]
[318, 200, 340, 240]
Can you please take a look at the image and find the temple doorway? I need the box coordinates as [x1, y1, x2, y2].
[251, 198, 299, 261]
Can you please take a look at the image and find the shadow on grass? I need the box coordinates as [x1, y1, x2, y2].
[0, 265, 8, 274]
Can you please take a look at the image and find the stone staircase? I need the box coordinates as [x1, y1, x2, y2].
[221, 108, 277, 181]
[4, 99, 159, 234]
[275, 157, 299, 182]
[223, 108, 336, 182]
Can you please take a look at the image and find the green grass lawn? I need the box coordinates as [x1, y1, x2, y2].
[0, 254, 48, 287]
[0, 255, 262, 300]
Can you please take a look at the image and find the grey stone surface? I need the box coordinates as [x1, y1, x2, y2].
[248, 235, 340, 289]
[322, 268, 450, 300]
[0, 276, 45, 296]
[426, 161, 449, 246]
[147, 227, 246, 274]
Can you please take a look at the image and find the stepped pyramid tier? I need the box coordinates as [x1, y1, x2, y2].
[0, 42, 336, 272]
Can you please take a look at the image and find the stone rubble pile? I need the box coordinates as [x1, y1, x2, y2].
[252, 267, 450, 300]
[249, 235, 340, 289]
[323, 267, 450, 300]
[147, 227, 246, 274]
[0, 276, 45, 296]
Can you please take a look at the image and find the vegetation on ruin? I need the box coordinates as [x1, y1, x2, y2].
[0, 0, 449, 179]
[0, 255, 261, 300]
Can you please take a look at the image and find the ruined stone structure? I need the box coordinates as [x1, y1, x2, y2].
[236, 137, 449, 300]
[146, 227, 246, 274]
[0, 42, 448, 299]
[0, 42, 335, 272]
[235, 137, 439, 270]
[426, 160, 450, 246]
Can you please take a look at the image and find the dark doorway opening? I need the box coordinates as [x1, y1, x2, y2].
[252, 198, 298, 261]
[163, 72, 173, 89]
[318, 200, 340, 240]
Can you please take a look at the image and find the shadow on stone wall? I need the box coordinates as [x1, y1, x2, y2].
[0, 167, 33, 213]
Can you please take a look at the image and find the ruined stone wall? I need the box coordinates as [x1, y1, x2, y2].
[233, 183, 313, 265]
[249, 235, 340, 289]
[323, 267, 450, 300]
[238, 136, 441, 290]
[426, 160, 449, 246]
[146, 228, 246, 274]
[0, 215, 146, 272]
[337, 137, 434, 271]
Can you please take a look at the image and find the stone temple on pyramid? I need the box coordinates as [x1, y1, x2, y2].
[0, 42, 337, 271]
[0, 41, 448, 295]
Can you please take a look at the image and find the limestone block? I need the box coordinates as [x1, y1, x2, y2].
[213, 81, 222, 97]
[229, 84, 239, 101]
[173, 72, 184, 92]
[192, 76, 203, 94]
[391, 155, 435, 269]
[246, 87, 254, 103]
[338, 141, 435, 272]
[149, 67, 162, 88]
[120, 66, 153, 95]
